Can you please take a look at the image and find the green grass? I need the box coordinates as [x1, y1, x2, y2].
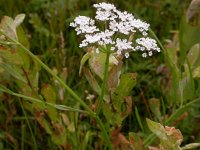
[0, 0, 200, 149]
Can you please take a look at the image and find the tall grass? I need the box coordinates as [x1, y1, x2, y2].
[1, 0, 200, 149]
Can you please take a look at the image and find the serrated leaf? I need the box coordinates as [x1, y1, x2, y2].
[102, 103, 122, 125]
[112, 73, 136, 111]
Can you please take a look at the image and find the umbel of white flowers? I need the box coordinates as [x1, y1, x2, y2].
[70, 2, 160, 58]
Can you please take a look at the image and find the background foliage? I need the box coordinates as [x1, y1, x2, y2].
[1, 0, 200, 149]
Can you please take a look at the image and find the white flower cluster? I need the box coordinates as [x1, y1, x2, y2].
[70, 2, 160, 58]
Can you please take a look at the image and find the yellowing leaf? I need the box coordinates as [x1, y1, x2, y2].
[146, 118, 167, 141]
[186, 43, 200, 68]
[0, 14, 25, 41]
[193, 66, 200, 78]
[14, 14, 25, 27]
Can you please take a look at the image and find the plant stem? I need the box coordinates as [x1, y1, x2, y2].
[95, 116, 113, 150]
[96, 52, 110, 115]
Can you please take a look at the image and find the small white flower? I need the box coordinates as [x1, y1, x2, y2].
[70, 16, 99, 35]
[142, 53, 147, 58]
[70, 2, 160, 59]
[148, 51, 153, 56]
[125, 52, 130, 58]
[135, 46, 141, 50]
[136, 37, 159, 52]
[115, 38, 134, 51]
[140, 47, 145, 51]
[94, 2, 117, 21]
[156, 48, 161, 52]
[93, 3, 116, 11]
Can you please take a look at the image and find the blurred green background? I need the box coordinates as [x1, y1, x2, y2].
[1, 0, 200, 149]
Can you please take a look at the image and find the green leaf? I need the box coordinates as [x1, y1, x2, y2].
[135, 107, 144, 132]
[146, 118, 167, 141]
[41, 84, 56, 103]
[179, 16, 200, 63]
[16, 26, 31, 70]
[186, 43, 200, 69]
[0, 47, 23, 65]
[102, 103, 122, 125]
[41, 84, 58, 122]
[79, 52, 91, 75]
[0, 63, 27, 83]
[149, 98, 161, 120]
[193, 66, 200, 77]
[112, 73, 136, 111]
[178, 76, 194, 101]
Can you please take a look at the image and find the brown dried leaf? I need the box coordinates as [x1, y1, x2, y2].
[111, 126, 130, 149]
[164, 126, 183, 145]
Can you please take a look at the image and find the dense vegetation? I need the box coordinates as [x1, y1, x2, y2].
[0, 0, 200, 149]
